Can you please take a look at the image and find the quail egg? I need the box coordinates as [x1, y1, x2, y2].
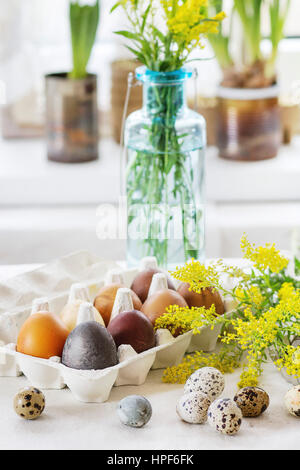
[184, 367, 225, 401]
[284, 385, 300, 417]
[118, 395, 152, 428]
[176, 391, 211, 424]
[14, 387, 45, 420]
[208, 398, 242, 435]
[234, 387, 270, 417]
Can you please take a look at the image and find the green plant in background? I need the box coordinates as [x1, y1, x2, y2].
[69, 0, 100, 79]
[207, 0, 233, 70]
[112, 1, 225, 266]
[268, 0, 291, 74]
[295, 257, 300, 276]
[208, 0, 291, 87]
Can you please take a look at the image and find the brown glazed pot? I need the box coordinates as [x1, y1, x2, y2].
[216, 86, 281, 161]
[45, 73, 99, 163]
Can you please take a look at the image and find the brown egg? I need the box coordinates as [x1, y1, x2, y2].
[60, 299, 104, 332]
[108, 310, 155, 353]
[17, 312, 69, 359]
[94, 283, 142, 326]
[141, 289, 187, 326]
[177, 283, 225, 316]
[131, 269, 176, 303]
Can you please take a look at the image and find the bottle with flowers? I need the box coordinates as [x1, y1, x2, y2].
[111, 0, 225, 268]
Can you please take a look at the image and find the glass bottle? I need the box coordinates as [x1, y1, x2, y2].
[124, 67, 206, 269]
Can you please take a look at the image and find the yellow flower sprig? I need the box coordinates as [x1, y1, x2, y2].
[162, 235, 300, 388]
[171, 258, 249, 296]
[235, 285, 264, 309]
[164, 0, 226, 50]
[274, 346, 300, 380]
[154, 304, 219, 336]
[162, 347, 241, 384]
[241, 234, 289, 273]
[222, 283, 300, 386]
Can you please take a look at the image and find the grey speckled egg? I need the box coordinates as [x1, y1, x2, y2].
[234, 387, 269, 417]
[208, 398, 242, 435]
[14, 387, 45, 420]
[184, 367, 225, 401]
[176, 391, 211, 424]
[285, 386, 300, 417]
[118, 395, 152, 428]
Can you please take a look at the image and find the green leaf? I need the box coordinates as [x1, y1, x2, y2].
[69, 0, 100, 79]
[125, 46, 145, 64]
[151, 26, 166, 43]
[141, 4, 151, 33]
[295, 257, 300, 276]
[114, 30, 142, 41]
[110, 2, 122, 14]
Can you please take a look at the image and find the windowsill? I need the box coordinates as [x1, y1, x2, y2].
[0, 136, 300, 206]
[0, 138, 121, 205]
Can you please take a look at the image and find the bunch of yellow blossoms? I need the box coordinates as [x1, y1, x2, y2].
[155, 304, 218, 336]
[240, 235, 289, 273]
[160, 235, 300, 388]
[112, 0, 225, 71]
[163, 0, 225, 48]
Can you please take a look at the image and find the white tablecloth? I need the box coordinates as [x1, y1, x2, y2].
[0, 265, 298, 451]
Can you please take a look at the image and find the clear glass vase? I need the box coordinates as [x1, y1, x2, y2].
[124, 67, 206, 269]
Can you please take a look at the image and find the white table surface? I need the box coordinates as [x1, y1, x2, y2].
[0, 264, 298, 451]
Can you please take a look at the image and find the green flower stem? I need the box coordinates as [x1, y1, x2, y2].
[126, 81, 200, 266]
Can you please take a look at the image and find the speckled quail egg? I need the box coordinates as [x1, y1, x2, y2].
[184, 367, 225, 401]
[284, 385, 300, 417]
[14, 387, 45, 420]
[118, 395, 152, 428]
[234, 387, 270, 417]
[208, 398, 242, 435]
[176, 391, 211, 424]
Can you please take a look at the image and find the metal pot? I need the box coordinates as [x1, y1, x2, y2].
[217, 85, 281, 161]
[45, 73, 99, 163]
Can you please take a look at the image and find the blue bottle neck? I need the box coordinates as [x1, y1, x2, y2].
[136, 67, 192, 119]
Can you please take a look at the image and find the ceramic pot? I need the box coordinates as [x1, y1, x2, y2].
[217, 86, 281, 161]
[45, 73, 99, 163]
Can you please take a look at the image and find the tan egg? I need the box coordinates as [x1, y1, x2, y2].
[94, 283, 142, 326]
[60, 299, 104, 332]
[177, 283, 225, 316]
[141, 289, 187, 326]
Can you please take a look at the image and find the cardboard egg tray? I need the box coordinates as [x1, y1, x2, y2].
[0, 251, 231, 403]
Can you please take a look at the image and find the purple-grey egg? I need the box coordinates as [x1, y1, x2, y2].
[62, 321, 118, 370]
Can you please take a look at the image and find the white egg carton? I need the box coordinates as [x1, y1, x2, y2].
[0, 330, 193, 403]
[0, 252, 231, 403]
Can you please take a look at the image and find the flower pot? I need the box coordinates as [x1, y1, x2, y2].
[45, 73, 99, 163]
[216, 86, 281, 161]
[188, 96, 217, 146]
[111, 60, 142, 144]
[280, 102, 300, 144]
[124, 67, 206, 268]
